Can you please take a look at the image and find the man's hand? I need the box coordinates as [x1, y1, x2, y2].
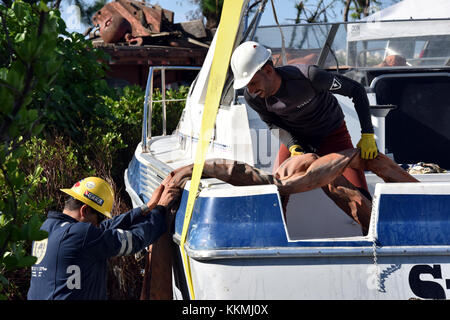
[289, 144, 304, 157]
[158, 183, 183, 227]
[357, 133, 378, 159]
[157, 184, 182, 209]
[146, 184, 164, 213]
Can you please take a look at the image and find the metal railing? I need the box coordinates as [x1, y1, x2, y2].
[142, 66, 201, 153]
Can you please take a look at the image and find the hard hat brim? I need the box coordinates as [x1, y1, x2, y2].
[233, 74, 255, 89]
[61, 188, 112, 219]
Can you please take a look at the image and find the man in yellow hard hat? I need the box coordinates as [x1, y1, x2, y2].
[27, 176, 181, 300]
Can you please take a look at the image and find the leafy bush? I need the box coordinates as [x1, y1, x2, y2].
[21, 135, 89, 212]
[101, 85, 144, 183]
[0, 0, 62, 299]
[0, 0, 118, 299]
[36, 31, 114, 141]
[150, 85, 190, 136]
[0, 0, 190, 299]
[101, 85, 188, 186]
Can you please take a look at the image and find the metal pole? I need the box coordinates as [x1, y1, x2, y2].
[317, 23, 339, 68]
[248, 0, 267, 41]
[142, 66, 154, 153]
[162, 68, 167, 136]
[148, 70, 154, 141]
[141, 66, 201, 151]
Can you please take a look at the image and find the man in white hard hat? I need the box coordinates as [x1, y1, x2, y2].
[27, 177, 181, 300]
[231, 41, 377, 198]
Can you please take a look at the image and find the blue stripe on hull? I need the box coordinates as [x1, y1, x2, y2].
[378, 194, 450, 246]
[125, 160, 450, 249]
[181, 191, 286, 249]
[174, 190, 373, 249]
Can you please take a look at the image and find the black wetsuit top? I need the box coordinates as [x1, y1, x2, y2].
[244, 64, 374, 152]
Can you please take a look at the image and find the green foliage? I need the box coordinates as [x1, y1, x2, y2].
[200, 0, 223, 15]
[0, 0, 190, 299]
[100, 85, 188, 186]
[198, 0, 223, 28]
[101, 83, 188, 143]
[0, 0, 64, 299]
[102, 85, 144, 149]
[36, 32, 114, 140]
[149, 86, 189, 137]
[0, 1, 64, 298]
[20, 135, 88, 212]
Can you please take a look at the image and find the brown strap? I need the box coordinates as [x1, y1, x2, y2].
[139, 245, 153, 300]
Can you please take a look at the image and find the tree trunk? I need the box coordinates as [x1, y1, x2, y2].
[343, 0, 352, 21]
[364, 0, 371, 17]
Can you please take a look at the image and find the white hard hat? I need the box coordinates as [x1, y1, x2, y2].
[231, 41, 272, 89]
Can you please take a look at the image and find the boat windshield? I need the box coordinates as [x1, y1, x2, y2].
[253, 19, 450, 69]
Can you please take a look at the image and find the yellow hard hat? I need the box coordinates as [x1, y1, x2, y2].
[61, 177, 114, 219]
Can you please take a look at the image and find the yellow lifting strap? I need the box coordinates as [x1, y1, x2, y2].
[179, 0, 248, 300]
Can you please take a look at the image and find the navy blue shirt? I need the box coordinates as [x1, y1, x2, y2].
[27, 206, 166, 300]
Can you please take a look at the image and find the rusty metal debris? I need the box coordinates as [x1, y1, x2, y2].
[90, 0, 211, 47]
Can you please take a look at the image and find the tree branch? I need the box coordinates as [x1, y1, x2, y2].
[343, 0, 352, 22]
[364, 0, 370, 17]
[53, 0, 62, 10]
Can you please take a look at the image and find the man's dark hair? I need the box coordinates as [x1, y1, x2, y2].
[263, 59, 274, 68]
[64, 196, 104, 221]
[64, 196, 93, 214]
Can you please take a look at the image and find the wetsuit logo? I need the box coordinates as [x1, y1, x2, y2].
[296, 97, 313, 109]
[330, 77, 342, 90]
